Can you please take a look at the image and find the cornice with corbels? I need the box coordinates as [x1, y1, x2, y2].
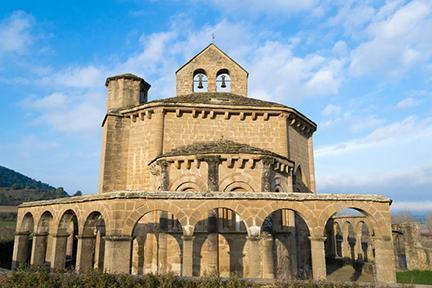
[149, 153, 294, 175]
[120, 103, 316, 138]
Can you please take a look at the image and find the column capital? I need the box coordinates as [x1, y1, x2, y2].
[156, 159, 168, 168]
[77, 234, 97, 239]
[15, 231, 30, 236]
[246, 235, 261, 241]
[51, 233, 70, 238]
[201, 155, 221, 164]
[33, 232, 49, 237]
[261, 156, 275, 167]
[181, 235, 195, 241]
[309, 236, 327, 242]
[103, 235, 133, 241]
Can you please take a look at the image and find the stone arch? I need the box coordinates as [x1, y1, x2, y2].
[131, 209, 182, 275]
[79, 206, 111, 236]
[193, 206, 248, 277]
[219, 172, 257, 192]
[355, 220, 373, 262]
[14, 212, 34, 267]
[223, 181, 254, 192]
[189, 202, 251, 230]
[254, 202, 315, 232]
[169, 175, 206, 192]
[272, 176, 288, 192]
[216, 68, 230, 92]
[316, 203, 383, 238]
[78, 211, 107, 272]
[32, 211, 54, 266]
[52, 209, 79, 270]
[122, 203, 188, 237]
[193, 68, 208, 92]
[260, 207, 312, 280]
[19, 212, 35, 233]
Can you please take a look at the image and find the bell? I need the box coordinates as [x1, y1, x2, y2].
[221, 75, 226, 88]
[197, 74, 204, 89]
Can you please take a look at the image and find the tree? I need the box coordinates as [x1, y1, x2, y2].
[73, 190, 82, 197]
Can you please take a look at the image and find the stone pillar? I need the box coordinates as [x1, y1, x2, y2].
[286, 168, 294, 192]
[261, 157, 274, 192]
[158, 211, 168, 274]
[50, 233, 69, 271]
[307, 136, 316, 193]
[374, 236, 396, 283]
[366, 241, 374, 262]
[205, 156, 220, 192]
[157, 159, 169, 191]
[247, 236, 261, 278]
[207, 233, 219, 275]
[31, 233, 48, 266]
[150, 109, 164, 157]
[182, 235, 194, 277]
[342, 236, 350, 259]
[12, 232, 30, 270]
[261, 234, 274, 279]
[94, 229, 105, 272]
[355, 234, 363, 260]
[104, 235, 132, 274]
[309, 236, 327, 281]
[76, 235, 96, 273]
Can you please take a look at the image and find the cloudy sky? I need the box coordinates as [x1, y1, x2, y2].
[0, 0, 431, 211]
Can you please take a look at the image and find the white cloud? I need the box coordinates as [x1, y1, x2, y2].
[349, 0, 432, 77]
[21, 92, 105, 134]
[316, 116, 432, 157]
[38, 66, 105, 88]
[318, 164, 432, 202]
[396, 97, 420, 109]
[0, 11, 33, 55]
[248, 41, 345, 101]
[392, 201, 432, 212]
[321, 104, 342, 116]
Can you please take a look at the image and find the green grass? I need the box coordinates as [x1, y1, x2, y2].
[397, 270, 432, 285]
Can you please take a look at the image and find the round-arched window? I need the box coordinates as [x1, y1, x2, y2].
[216, 69, 230, 92]
[193, 69, 208, 92]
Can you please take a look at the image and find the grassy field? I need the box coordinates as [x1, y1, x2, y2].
[0, 206, 17, 269]
[397, 270, 432, 285]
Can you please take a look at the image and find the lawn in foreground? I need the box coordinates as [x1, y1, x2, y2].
[397, 270, 432, 285]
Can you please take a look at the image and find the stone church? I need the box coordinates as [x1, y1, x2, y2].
[12, 44, 396, 283]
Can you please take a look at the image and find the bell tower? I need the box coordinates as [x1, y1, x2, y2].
[175, 44, 249, 97]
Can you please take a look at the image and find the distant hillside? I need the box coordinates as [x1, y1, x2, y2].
[0, 165, 68, 205]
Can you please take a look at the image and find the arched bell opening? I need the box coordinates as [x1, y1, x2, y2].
[194, 207, 247, 277]
[261, 208, 312, 280]
[54, 210, 78, 271]
[79, 211, 106, 273]
[216, 69, 231, 92]
[131, 210, 182, 276]
[32, 211, 53, 267]
[193, 69, 208, 92]
[324, 208, 375, 283]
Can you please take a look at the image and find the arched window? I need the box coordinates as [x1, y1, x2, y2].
[216, 69, 230, 92]
[193, 69, 208, 92]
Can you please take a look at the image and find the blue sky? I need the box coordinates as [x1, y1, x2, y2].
[0, 0, 431, 211]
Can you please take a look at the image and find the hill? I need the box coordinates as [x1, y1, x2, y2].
[0, 165, 68, 206]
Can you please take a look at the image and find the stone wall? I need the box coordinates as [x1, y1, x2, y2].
[393, 223, 432, 271]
